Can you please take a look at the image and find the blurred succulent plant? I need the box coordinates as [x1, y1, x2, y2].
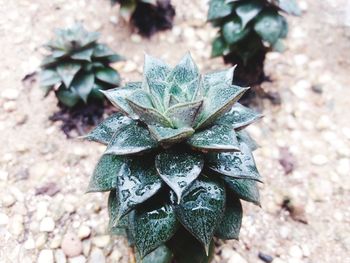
[84, 53, 263, 262]
[111, 0, 175, 37]
[208, 0, 300, 85]
[40, 24, 124, 108]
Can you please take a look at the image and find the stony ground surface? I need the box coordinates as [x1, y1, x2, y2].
[1, 0, 350, 262]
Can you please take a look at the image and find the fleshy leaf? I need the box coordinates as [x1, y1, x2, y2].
[254, 11, 284, 45]
[143, 54, 171, 88]
[71, 72, 95, 102]
[187, 125, 240, 152]
[87, 155, 127, 192]
[223, 176, 260, 206]
[236, 0, 263, 28]
[95, 67, 121, 86]
[126, 90, 173, 127]
[236, 130, 258, 151]
[84, 113, 133, 144]
[222, 18, 250, 45]
[71, 48, 94, 61]
[116, 158, 162, 220]
[165, 100, 203, 128]
[56, 87, 80, 107]
[215, 103, 263, 129]
[277, 0, 301, 16]
[167, 53, 199, 86]
[101, 83, 142, 119]
[40, 69, 61, 86]
[174, 176, 225, 252]
[201, 67, 235, 97]
[134, 203, 178, 258]
[105, 123, 158, 155]
[215, 194, 242, 239]
[148, 125, 195, 145]
[208, 0, 233, 21]
[211, 36, 229, 57]
[56, 62, 81, 87]
[141, 245, 173, 263]
[93, 43, 124, 62]
[206, 142, 262, 181]
[155, 152, 204, 202]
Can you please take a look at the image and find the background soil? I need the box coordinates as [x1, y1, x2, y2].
[0, 0, 350, 262]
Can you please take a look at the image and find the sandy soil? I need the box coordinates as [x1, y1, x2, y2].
[0, 0, 349, 262]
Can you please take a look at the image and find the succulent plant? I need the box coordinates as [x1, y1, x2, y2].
[84, 53, 263, 262]
[40, 24, 124, 108]
[111, 0, 175, 37]
[208, 0, 300, 85]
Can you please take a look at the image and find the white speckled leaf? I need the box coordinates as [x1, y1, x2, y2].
[165, 100, 203, 128]
[187, 125, 240, 152]
[206, 142, 262, 181]
[236, 130, 258, 151]
[174, 176, 225, 252]
[84, 113, 133, 145]
[87, 155, 128, 192]
[105, 123, 158, 155]
[133, 204, 178, 258]
[155, 152, 204, 202]
[148, 125, 195, 145]
[223, 177, 260, 206]
[167, 53, 199, 86]
[143, 54, 171, 88]
[214, 194, 242, 239]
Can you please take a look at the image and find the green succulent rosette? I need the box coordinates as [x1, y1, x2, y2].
[85, 53, 263, 262]
[208, 0, 300, 63]
[40, 23, 124, 107]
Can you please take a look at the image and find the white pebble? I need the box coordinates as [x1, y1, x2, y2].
[91, 235, 110, 248]
[0, 213, 9, 226]
[78, 225, 91, 239]
[311, 154, 328, 166]
[1, 89, 19, 100]
[40, 217, 55, 232]
[61, 233, 83, 257]
[37, 249, 54, 263]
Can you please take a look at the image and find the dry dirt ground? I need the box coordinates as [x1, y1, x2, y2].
[0, 0, 350, 262]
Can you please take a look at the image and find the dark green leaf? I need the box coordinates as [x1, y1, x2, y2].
[71, 72, 94, 102]
[56, 87, 80, 107]
[174, 176, 225, 252]
[165, 100, 203, 128]
[278, 0, 301, 16]
[105, 123, 158, 155]
[236, 0, 263, 28]
[254, 11, 284, 45]
[134, 204, 178, 258]
[148, 125, 195, 145]
[222, 18, 250, 44]
[141, 245, 173, 263]
[206, 142, 262, 181]
[208, 0, 233, 21]
[108, 190, 130, 230]
[95, 67, 121, 86]
[71, 48, 94, 61]
[211, 36, 228, 57]
[155, 152, 204, 202]
[187, 125, 240, 152]
[84, 113, 133, 145]
[223, 176, 260, 205]
[215, 194, 242, 239]
[215, 103, 263, 129]
[56, 62, 81, 87]
[40, 69, 61, 86]
[116, 158, 162, 220]
[87, 155, 128, 192]
[93, 44, 124, 62]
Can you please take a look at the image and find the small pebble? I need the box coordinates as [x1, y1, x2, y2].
[78, 225, 91, 239]
[91, 235, 110, 248]
[55, 249, 67, 263]
[1, 88, 19, 100]
[68, 255, 86, 263]
[89, 248, 106, 263]
[221, 248, 248, 263]
[289, 245, 303, 259]
[311, 154, 328, 166]
[258, 252, 274, 263]
[61, 233, 83, 257]
[2, 193, 16, 207]
[39, 217, 55, 232]
[37, 249, 54, 263]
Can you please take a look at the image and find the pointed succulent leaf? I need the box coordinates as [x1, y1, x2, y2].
[165, 100, 203, 128]
[143, 54, 171, 87]
[56, 87, 80, 107]
[56, 62, 81, 88]
[202, 67, 235, 96]
[84, 113, 133, 144]
[71, 47, 94, 61]
[101, 83, 141, 119]
[206, 142, 262, 181]
[108, 190, 119, 228]
[148, 125, 195, 145]
[141, 245, 173, 263]
[127, 90, 173, 127]
[174, 176, 225, 252]
[208, 0, 233, 21]
[187, 125, 240, 152]
[87, 155, 128, 192]
[116, 158, 162, 220]
[237, 130, 258, 151]
[254, 11, 284, 45]
[196, 84, 249, 129]
[222, 18, 250, 44]
[236, 0, 263, 28]
[215, 103, 263, 129]
[277, 0, 301, 16]
[223, 177, 260, 206]
[93, 43, 124, 61]
[40, 69, 61, 86]
[147, 80, 168, 111]
[134, 204, 178, 258]
[71, 72, 94, 102]
[215, 194, 242, 239]
[41, 56, 58, 67]
[211, 36, 229, 57]
[95, 67, 121, 86]
[105, 122, 158, 155]
[155, 152, 204, 202]
[167, 53, 199, 85]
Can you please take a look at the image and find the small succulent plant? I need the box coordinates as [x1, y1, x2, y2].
[40, 24, 123, 108]
[208, 0, 300, 85]
[84, 53, 263, 262]
[111, 0, 175, 37]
